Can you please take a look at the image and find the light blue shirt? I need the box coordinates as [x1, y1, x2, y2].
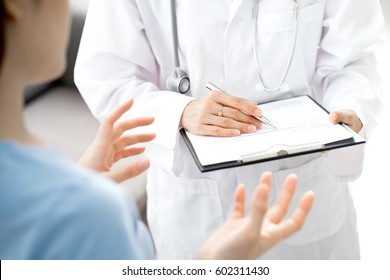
[0, 142, 154, 260]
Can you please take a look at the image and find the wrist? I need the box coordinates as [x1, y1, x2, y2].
[179, 99, 194, 129]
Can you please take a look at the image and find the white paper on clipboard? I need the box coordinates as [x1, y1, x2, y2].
[183, 96, 364, 168]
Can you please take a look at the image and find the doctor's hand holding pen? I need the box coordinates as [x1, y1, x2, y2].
[180, 87, 263, 137]
[198, 172, 315, 260]
[78, 99, 156, 183]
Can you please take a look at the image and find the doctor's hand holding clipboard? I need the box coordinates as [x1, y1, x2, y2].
[328, 110, 363, 134]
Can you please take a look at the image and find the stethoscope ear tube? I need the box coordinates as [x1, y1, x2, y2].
[253, 0, 300, 92]
[170, 0, 180, 69]
[167, 0, 190, 94]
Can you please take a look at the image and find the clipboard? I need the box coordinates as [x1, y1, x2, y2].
[180, 95, 365, 173]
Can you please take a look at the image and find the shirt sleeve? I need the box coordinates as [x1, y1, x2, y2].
[311, 0, 385, 138]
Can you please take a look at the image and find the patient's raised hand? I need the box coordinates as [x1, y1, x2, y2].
[78, 99, 155, 183]
[197, 172, 315, 260]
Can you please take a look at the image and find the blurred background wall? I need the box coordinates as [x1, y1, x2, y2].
[349, 0, 390, 261]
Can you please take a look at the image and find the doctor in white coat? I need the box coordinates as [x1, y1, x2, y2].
[75, 0, 385, 259]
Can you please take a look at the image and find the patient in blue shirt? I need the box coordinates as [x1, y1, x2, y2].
[0, 142, 154, 260]
[0, 0, 314, 260]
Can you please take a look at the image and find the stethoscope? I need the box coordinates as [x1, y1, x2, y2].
[166, 0, 191, 94]
[166, 0, 300, 94]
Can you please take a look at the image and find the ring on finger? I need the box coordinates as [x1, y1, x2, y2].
[217, 106, 224, 117]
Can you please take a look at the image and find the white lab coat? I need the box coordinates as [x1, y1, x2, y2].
[75, 0, 385, 259]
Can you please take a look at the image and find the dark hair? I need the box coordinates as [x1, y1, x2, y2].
[0, 0, 5, 67]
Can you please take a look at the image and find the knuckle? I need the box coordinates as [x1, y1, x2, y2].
[140, 134, 150, 141]
[198, 112, 208, 121]
[214, 127, 225, 137]
[232, 109, 241, 119]
[209, 91, 220, 100]
[203, 103, 213, 112]
[240, 123, 249, 132]
[233, 97, 245, 108]
[134, 135, 141, 143]
[222, 118, 233, 128]
[194, 123, 203, 132]
[214, 127, 221, 136]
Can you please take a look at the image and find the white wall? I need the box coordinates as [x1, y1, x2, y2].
[70, 0, 89, 11]
[349, 0, 390, 260]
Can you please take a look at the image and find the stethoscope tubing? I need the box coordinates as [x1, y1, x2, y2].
[252, 0, 300, 92]
[168, 0, 300, 93]
[170, 0, 181, 69]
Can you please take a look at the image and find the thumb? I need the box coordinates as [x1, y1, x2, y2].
[329, 109, 357, 125]
[329, 110, 362, 133]
[105, 159, 150, 183]
[329, 111, 341, 124]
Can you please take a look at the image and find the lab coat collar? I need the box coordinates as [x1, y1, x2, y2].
[227, 0, 247, 25]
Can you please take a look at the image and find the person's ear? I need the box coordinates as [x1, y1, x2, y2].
[3, 0, 26, 21]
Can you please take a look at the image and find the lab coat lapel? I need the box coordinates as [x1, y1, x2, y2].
[227, 0, 246, 26]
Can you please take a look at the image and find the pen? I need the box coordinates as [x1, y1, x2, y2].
[205, 82, 277, 129]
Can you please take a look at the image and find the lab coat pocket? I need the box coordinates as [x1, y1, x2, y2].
[147, 169, 223, 259]
[257, 2, 325, 33]
[272, 155, 348, 246]
[256, 2, 325, 88]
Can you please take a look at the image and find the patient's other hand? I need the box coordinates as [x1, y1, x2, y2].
[197, 172, 315, 260]
[78, 99, 155, 183]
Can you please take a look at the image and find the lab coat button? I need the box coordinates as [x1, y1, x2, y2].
[232, 16, 243, 22]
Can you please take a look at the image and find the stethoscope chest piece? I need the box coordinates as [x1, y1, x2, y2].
[166, 67, 190, 94]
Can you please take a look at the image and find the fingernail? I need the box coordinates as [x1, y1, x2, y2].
[137, 159, 150, 171]
[232, 130, 241, 136]
[248, 125, 256, 133]
[255, 108, 261, 117]
[255, 121, 262, 128]
[332, 113, 338, 122]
